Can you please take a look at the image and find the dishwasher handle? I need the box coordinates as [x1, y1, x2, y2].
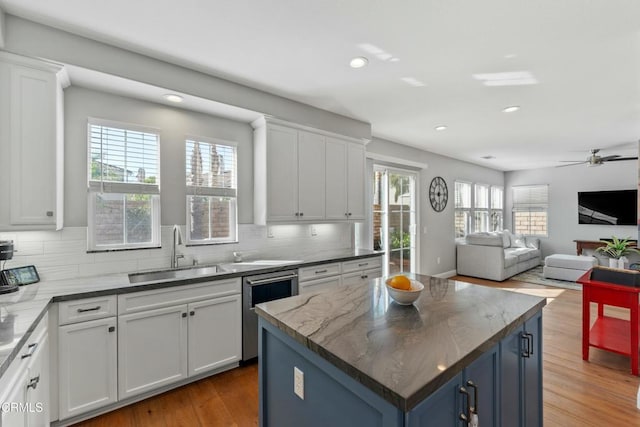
[246, 273, 298, 286]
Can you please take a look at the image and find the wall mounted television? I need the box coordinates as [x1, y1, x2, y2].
[578, 189, 637, 225]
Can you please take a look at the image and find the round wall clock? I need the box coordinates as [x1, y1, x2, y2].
[429, 176, 448, 212]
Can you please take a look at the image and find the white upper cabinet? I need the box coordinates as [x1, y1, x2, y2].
[0, 52, 68, 230]
[253, 117, 366, 224]
[325, 138, 365, 220]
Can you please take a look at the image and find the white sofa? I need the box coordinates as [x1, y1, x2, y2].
[456, 230, 542, 281]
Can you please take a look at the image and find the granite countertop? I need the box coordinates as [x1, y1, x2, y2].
[0, 248, 382, 378]
[255, 272, 547, 411]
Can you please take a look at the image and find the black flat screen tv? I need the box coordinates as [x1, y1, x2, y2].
[578, 190, 637, 225]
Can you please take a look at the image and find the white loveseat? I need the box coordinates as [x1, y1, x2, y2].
[456, 230, 541, 281]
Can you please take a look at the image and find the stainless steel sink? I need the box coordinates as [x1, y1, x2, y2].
[128, 265, 221, 284]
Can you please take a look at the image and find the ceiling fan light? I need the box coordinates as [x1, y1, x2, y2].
[587, 162, 601, 167]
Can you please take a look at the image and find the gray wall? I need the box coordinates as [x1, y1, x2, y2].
[366, 138, 504, 275]
[3, 14, 370, 142]
[65, 86, 254, 226]
[505, 161, 638, 258]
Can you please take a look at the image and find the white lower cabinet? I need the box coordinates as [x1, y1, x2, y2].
[118, 305, 188, 400]
[0, 316, 48, 427]
[299, 275, 342, 294]
[188, 294, 242, 376]
[58, 317, 117, 420]
[342, 268, 383, 287]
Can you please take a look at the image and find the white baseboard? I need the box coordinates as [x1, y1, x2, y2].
[433, 269, 457, 278]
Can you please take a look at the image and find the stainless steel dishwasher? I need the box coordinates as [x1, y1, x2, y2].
[242, 269, 298, 361]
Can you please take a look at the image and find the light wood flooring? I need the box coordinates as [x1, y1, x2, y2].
[73, 276, 640, 426]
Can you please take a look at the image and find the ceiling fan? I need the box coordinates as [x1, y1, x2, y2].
[558, 148, 638, 167]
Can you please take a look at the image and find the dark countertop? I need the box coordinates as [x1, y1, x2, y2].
[0, 248, 382, 378]
[255, 273, 547, 411]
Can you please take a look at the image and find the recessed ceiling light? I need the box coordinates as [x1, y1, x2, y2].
[389, 57, 400, 63]
[504, 54, 518, 59]
[350, 56, 369, 68]
[163, 94, 183, 103]
[434, 125, 448, 131]
[502, 105, 520, 113]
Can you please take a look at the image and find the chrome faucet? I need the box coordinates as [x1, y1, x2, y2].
[171, 225, 184, 269]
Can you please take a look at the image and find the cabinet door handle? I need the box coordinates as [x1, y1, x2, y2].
[108, 326, 115, 333]
[46, 211, 54, 217]
[21, 343, 37, 359]
[181, 312, 187, 318]
[190, 311, 195, 316]
[295, 212, 299, 217]
[348, 212, 352, 216]
[78, 306, 101, 313]
[466, 380, 478, 415]
[459, 386, 471, 422]
[299, 212, 304, 217]
[345, 213, 349, 217]
[360, 275, 368, 279]
[27, 375, 40, 390]
[525, 332, 534, 356]
[521, 332, 531, 358]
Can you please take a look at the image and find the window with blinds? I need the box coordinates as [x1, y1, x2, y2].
[490, 186, 504, 231]
[455, 181, 472, 238]
[185, 138, 238, 244]
[87, 119, 161, 250]
[512, 185, 549, 236]
[474, 184, 490, 232]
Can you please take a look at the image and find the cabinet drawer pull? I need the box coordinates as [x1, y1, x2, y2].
[315, 269, 328, 274]
[358, 262, 369, 267]
[521, 332, 531, 358]
[46, 211, 54, 217]
[77, 306, 101, 313]
[21, 343, 37, 359]
[459, 386, 471, 422]
[27, 375, 40, 390]
[360, 275, 368, 279]
[108, 326, 115, 333]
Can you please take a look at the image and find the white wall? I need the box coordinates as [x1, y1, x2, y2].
[505, 160, 638, 258]
[366, 138, 504, 276]
[65, 86, 254, 226]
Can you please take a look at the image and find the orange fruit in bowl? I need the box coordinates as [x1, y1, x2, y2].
[388, 275, 411, 290]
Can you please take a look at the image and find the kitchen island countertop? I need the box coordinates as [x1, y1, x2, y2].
[256, 273, 547, 411]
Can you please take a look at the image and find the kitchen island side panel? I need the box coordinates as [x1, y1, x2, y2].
[258, 318, 403, 427]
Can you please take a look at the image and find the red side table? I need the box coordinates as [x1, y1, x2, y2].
[577, 271, 640, 375]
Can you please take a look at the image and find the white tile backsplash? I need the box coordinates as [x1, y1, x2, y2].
[1, 224, 353, 281]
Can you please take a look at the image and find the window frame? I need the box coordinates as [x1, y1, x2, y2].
[86, 118, 161, 251]
[512, 184, 549, 237]
[455, 180, 505, 237]
[185, 135, 239, 245]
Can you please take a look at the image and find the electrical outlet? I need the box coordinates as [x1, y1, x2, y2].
[294, 367, 304, 400]
[437, 257, 441, 264]
[267, 227, 274, 238]
[310, 225, 317, 236]
[423, 226, 428, 234]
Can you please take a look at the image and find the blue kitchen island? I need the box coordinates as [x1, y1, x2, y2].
[256, 274, 546, 427]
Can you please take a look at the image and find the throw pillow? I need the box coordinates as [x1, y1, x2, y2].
[500, 230, 511, 248]
[511, 233, 527, 248]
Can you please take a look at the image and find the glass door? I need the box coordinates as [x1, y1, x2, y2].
[373, 167, 417, 275]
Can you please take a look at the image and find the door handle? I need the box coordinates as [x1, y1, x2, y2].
[466, 380, 478, 415]
[459, 386, 471, 422]
[521, 332, 531, 358]
[525, 332, 534, 356]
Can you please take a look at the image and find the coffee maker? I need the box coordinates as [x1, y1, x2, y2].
[0, 241, 17, 294]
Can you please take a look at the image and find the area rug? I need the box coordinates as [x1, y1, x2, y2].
[511, 266, 581, 291]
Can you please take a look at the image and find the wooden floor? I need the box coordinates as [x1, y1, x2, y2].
[73, 277, 640, 426]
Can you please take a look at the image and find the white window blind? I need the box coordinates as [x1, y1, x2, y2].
[185, 139, 237, 197]
[89, 119, 160, 194]
[491, 186, 504, 209]
[455, 181, 471, 208]
[512, 185, 548, 211]
[475, 184, 489, 209]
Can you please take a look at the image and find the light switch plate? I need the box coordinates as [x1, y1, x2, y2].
[294, 366, 304, 400]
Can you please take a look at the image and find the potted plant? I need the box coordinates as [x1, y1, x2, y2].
[595, 236, 640, 268]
